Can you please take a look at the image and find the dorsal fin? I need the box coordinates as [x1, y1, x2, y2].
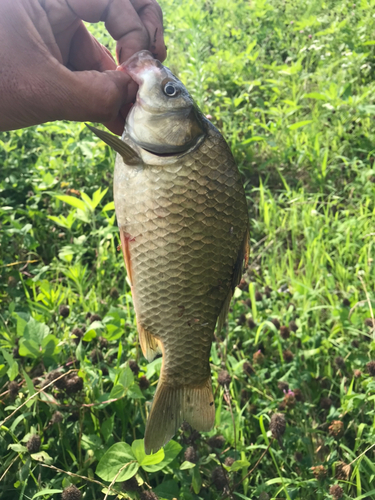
[85, 124, 141, 164]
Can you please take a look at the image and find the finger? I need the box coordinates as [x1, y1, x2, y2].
[128, 0, 166, 62]
[68, 21, 116, 72]
[66, 0, 165, 63]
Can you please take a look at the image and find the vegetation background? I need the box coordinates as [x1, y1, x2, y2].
[1, 0, 375, 498]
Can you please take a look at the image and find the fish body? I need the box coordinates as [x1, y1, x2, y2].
[88, 51, 248, 453]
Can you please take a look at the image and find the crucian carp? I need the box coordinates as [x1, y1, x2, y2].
[87, 50, 249, 453]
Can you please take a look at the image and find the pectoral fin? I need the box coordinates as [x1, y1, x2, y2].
[85, 124, 140, 164]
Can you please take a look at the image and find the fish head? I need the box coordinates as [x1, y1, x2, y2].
[120, 50, 205, 155]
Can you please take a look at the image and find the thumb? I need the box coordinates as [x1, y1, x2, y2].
[52, 65, 136, 133]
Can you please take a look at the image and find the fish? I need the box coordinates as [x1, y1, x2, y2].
[87, 50, 249, 454]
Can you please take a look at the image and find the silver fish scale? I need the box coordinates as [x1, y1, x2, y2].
[114, 125, 248, 387]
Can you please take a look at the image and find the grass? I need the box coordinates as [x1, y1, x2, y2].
[1, 0, 375, 498]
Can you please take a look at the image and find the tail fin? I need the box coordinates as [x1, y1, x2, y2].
[144, 378, 215, 454]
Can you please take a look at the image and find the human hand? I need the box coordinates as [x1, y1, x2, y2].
[0, 0, 166, 134]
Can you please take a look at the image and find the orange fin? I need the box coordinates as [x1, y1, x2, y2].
[138, 323, 162, 362]
[119, 229, 134, 286]
[144, 377, 215, 454]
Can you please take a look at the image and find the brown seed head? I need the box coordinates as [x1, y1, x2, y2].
[12, 347, 20, 358]
[259, 493, 270, 500]
[365, 317, 375, 328]
[253, 350, 264, 365]
[110, 287, 119, 299]
[320, 397, 333, 410]
[243, 361, 253, 376]
[283, 349, 294, 363]
[284, 391, 296, 408]
[264, 285, 272, 298]
[271, 318, 280, 330]
[208, 435, 225, 449]
[128, 359, 140, 374]
[61, 486, 82, 500]
[89, 314, 102, 324]
[277, 381, 289, 392]
[184, 446, 198, 463]
[59, 305, 70, 318]
[237, 313, 247, 326]
[224, 457, 235, 467]
[311, 465, 327, 480]
[255, 291, 263, 301]
[211, 466, 227, 491]
[329, 420, 344, 438]
[289, 320, 298, 332]
[71, 328, 83, 345]
[218, 370, 231, 387]
[351, 339, 359, 348]
[27, 435, 41, 454]
[342, 298, 350, 307]
[122, 477, 140, 492]
[354, 369, 361, 378]
[269, 413, 286, 439]
[329, 484, 344, 499]
[247, 317, 256, 329]
[98, 336, 108, 348]
[293, 388, 303, 402]
[65, 375, 83, 394]
[47, 370, 67, 390]
[294, 451, 303, 462]
[280, 325, 290, 339]
[8, 381, 19, 398]
[367, 360, 375, 376]
[334, 356, 345, 369]
[238, 278, 249, 291]
[139, 376, 150, 390]
[335, 461, 351, 480]
[90, 348, 103, 364]
[245, 298, 252, 308]
[51, 411, 63, 425]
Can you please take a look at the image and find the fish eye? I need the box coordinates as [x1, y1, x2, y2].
[163, 82, 178, 97]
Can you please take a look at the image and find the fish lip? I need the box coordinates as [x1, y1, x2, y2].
[117, 50, 162, 85]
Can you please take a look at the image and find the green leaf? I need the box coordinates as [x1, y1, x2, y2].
[96, 442, 138, 482]
[8, 443, 28, 453]
[30, 451, 53, 464]
[82, 329, 97, 342]
[304, 92, 326, 100]
[229, 459, 250, 472]
[32, 489, 63, 499]
[8, 360, 19, 381]
[192, 465, 202, 494]
[102, 201, 115, 212]
[92, 187, 108, 209]
[23, 369, 35, 408]
[153, 480, 180, 500]
[180, 461, 196, 470]
[132, 439, 165, 466]
[55, 194, 87, 212]
[118, 366, 134, 389]
[288, 120, 313, 131]
[142, 440, 182, 472]
[127, 385, 145, 399]
[109, 384, 126, 400]
[19, 339, 40, 359]
[101, 414, 114, 443]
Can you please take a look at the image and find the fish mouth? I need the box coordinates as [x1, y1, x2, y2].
[117, 50, 163, 85]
